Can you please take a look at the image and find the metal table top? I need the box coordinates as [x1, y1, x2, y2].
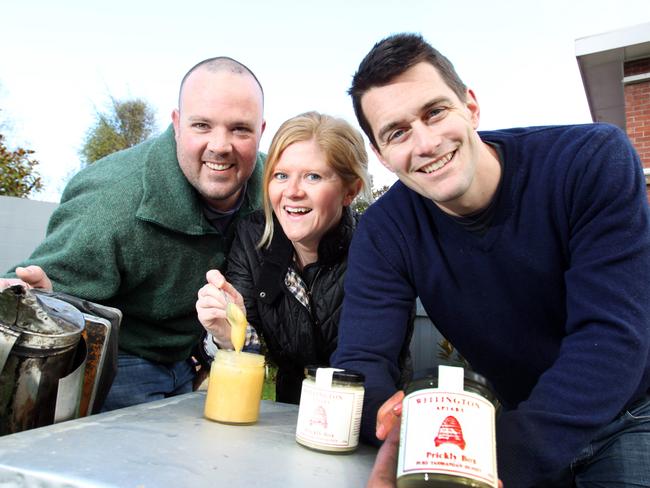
[0, 392, 377, 487]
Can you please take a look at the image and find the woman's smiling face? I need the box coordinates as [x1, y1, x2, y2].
[268, 138, 355, 254]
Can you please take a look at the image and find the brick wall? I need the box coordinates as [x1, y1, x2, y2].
[623, 58, 650, 199]
[626, 81, 650, 161]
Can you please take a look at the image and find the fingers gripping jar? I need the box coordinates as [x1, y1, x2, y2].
[397, 365, 498, 487]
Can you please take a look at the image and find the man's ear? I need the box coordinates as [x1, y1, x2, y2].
[171, 109, 180, 135]
[372, 144, 395, 173]
[465, 88, 481, 129]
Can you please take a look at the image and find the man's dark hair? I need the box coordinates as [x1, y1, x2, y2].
[178, 56, 264, 107]
[349, 33, 467, 149]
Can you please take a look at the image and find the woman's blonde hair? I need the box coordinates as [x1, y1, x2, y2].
[259, 111, 370, 248]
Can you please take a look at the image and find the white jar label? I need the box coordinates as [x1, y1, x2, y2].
[397, 388, 497, 487]
[296, 380, 364, 449]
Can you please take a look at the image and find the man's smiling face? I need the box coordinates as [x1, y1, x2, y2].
[362, 61, 486, 216]
[172, 67, 265, 211]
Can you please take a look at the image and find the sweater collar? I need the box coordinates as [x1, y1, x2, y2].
[136, 124, 264, 235]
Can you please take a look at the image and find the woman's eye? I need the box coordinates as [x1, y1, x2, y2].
[273, 172, 287, 181]
[306, 173, 322, 182]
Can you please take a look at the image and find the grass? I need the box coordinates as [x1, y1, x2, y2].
[262, 364, 277, 401]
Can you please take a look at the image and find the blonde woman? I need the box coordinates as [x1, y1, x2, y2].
[196, 111, 374, 403]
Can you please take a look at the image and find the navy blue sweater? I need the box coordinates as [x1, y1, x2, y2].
[332, 124, 650, 486]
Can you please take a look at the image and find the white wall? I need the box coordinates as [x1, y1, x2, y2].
[0, 195, 57, 273]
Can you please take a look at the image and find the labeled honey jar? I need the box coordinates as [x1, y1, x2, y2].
[397, 365, 498, 487]
[295, 366, 365, 452]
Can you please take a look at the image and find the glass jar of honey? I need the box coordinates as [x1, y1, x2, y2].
[204, 350, 265, 424]
[295, 366, 365, 452]
[397, 365, 498, 487]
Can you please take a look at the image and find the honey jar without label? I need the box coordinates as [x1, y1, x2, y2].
[204, 350, 265, 424]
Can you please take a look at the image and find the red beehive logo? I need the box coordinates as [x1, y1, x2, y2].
[309, 405, 328, 429]
[434, 415, 466, 450]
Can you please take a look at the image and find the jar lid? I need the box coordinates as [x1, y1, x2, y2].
[409, 366, 496, 403]
[305, 365, 365, 384]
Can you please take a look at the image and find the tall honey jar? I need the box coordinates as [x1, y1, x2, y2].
[397, 365, 498, 487]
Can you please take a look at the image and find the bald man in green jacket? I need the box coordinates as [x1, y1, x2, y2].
[1, 57, 266, 410]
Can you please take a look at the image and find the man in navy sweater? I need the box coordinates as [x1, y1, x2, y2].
[331, 33, 650, 487]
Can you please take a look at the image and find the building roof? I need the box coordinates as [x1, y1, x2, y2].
[575, 22, 650, 129]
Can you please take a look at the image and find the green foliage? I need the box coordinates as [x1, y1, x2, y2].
[80, 97, 157, 165]
[351, 184, 391, 214]
[0, 132, 42, 197]
[262, 364, 277, 401]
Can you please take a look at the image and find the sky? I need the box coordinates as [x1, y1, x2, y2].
[1, 0, 649, 202]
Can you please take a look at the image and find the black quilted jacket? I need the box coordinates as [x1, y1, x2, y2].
[226, 208, 357, 403]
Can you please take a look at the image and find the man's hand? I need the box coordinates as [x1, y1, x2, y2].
[366, 391, 405, 487]
[0, 265, 52, 291]
[366, 421, 400, 487]
[376, 390, 405, 441]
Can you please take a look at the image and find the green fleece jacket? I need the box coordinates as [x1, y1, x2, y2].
[8, 125, 264, 363]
